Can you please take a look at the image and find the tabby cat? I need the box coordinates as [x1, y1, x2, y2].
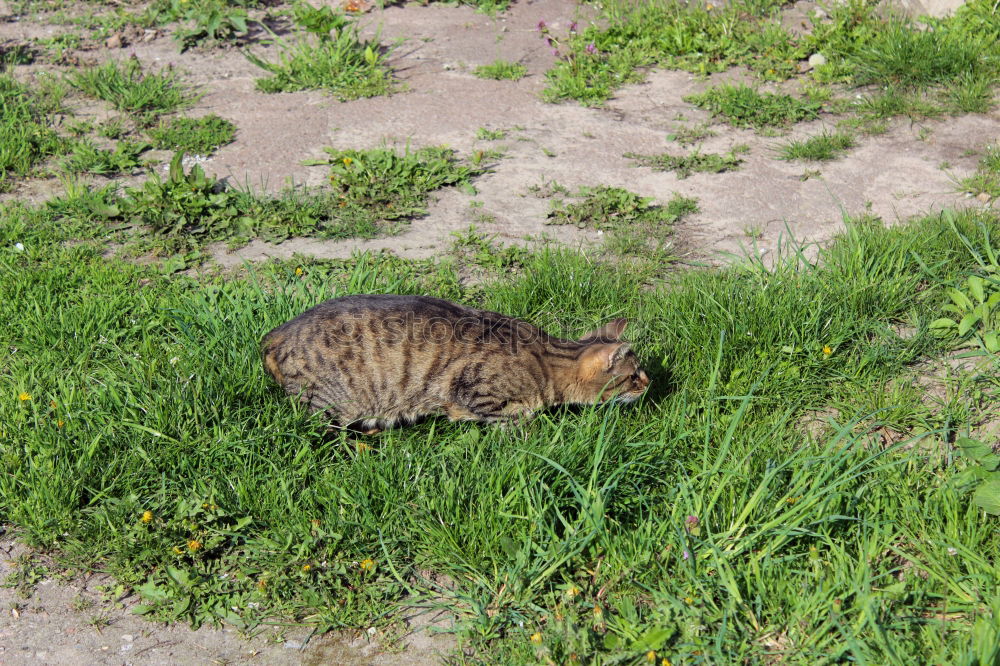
[262, 294, 649, 431]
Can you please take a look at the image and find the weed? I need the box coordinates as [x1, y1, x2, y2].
[930, 217, 1000, 352]
[547, 186, 695, 260]
[474, 60, 527, 81]
[475, 127, 507, 141]
[943, 72, 996, 113]
[952, 436, 1000, 515]
[112, 152, 405, 254]
[310, 145, 479, 221]
[451, 226, 527, 271]
[851, 87, 944, 121]
[147, 114, 237, 155]
[155, 0, 251, 51]
[685, 84, 822, 128]
[245, 7, 393, 100]
[59, 139, 150, 176]
[666, 122, 716, 145]
[957, 143, 1000, 199]
[778, 130, 856, 161]
[0, 75, 64, 188]
[97, 118, 127, 140]
[66, 58, 194, 115]
[542, 0, 804, 105]
[1, 42, 34, 66]
[625, 145, 748, 178]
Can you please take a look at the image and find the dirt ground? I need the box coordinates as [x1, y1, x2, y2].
[1, 0, 998, 663]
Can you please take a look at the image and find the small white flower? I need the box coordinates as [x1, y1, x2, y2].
[947, 547, 958, 556]
[169, 356, 180, 365]
[14, 242, 24, 251]
[367, 627, 377, 636]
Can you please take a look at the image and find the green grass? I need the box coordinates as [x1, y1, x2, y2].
[546, 186, 695, 261]
[66, 58, 195, 115]
[958, 143, 1000, 199]
[9, 146, 481, 258]
[474, 60, 528, 81]
[58, 139, 149, 176]
[475, 127, 507, 140]
[778, 130, 856, 162]
[0, 75, 65, 188]
[312, 145, 480, 220]
[541, 0, 801, 106]
[542, 0, 1000, 122]
[147, 115, 237, 155]
[245, 13, 393, 100]
[2, 203, 999, 660]
[625, 145, 749, 178]
[684, 84, 822, 129]
[148, 0, 251, 51]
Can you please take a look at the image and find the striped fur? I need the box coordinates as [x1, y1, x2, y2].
[261, 294, 649, 431]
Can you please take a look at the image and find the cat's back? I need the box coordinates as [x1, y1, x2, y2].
[264, 294, 490, 344]
[261, 295, 540, 417]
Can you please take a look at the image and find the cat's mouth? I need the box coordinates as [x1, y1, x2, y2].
[613, 389, 645, 405]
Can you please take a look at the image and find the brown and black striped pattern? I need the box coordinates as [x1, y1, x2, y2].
[261, 294, 649, 431]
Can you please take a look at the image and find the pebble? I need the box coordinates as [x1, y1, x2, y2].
[808, 53, 827, 68]
[977, 192, 991, 203]
[121, 634, 134, 642]
[105, 33, 122, 49]
[283, 640, 302, 649]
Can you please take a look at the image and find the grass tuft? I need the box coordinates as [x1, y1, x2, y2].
[474, 60, 528, 81]
[684, 84, 822, 128]
[245, 12, 393, 100]
[59, 139, 150, 176]
[625, 145, 749, 178]
[778, 130, 856, 161]
[147, 114, 237, 155]
[66, 58, 195, 115]
[0, 75, 64, 188]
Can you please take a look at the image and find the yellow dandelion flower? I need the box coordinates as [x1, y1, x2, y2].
[187, 539, 202, 552]
[706, 2, 714, 9]
[141, 510, 153, 524]
[530, 632, 543, 645]
[302, 563, 312, 572]
[822, 345, 833, 357]
[565, 584, 580, 598]
[295, 267, 303, 276]
[646, 650, 657, 663]
[56, 420, 64, 428]
[593, 605, 603, 617]
[18, 392, 31, 402]
[173, 546, 184, 555]
[662, 659, 672, 666]
[684, 596, 694, 604]
[360, 558, 375, 572]
[342, 157, 353, 167]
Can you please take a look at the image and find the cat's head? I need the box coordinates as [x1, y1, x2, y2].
[575, 318, 650, 404]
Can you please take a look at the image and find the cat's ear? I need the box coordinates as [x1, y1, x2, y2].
[581, 342, 631, 376]
[579, 317, 628, 341]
